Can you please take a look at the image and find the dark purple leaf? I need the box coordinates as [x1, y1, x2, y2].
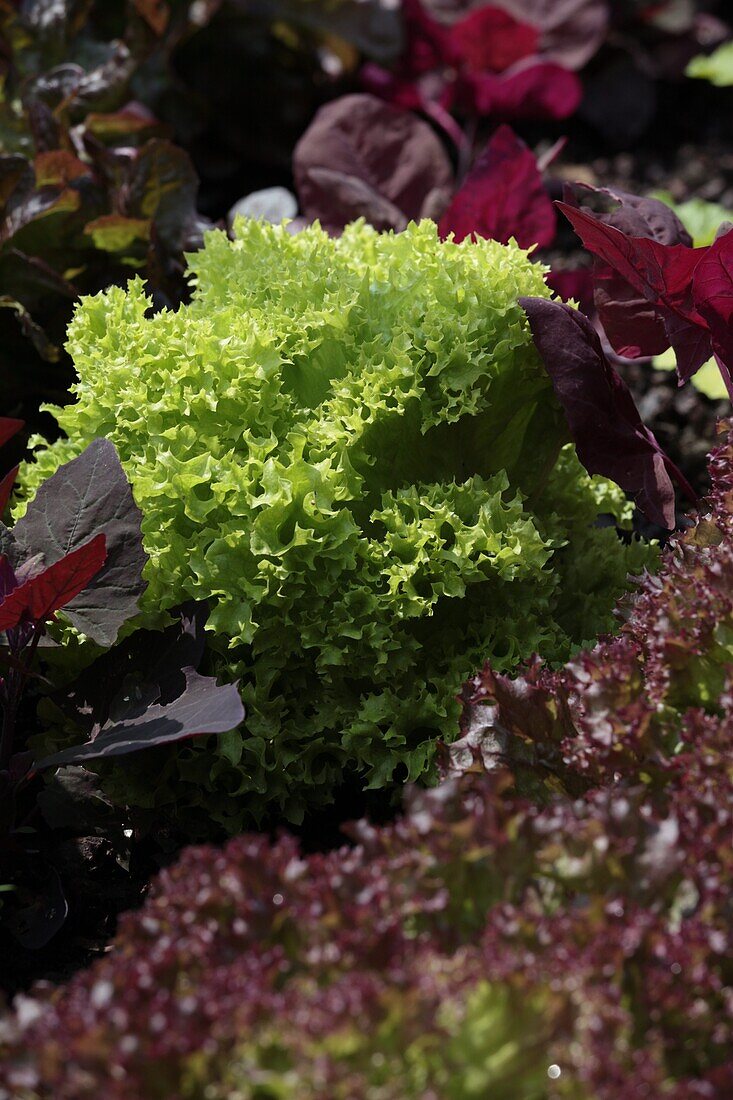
[561, 183, 693, 359]
[557, 200, 704, 315]
[0, 535, 107, 632]
[439, 124, 555, 249]
[293, 94, 453, 233]
[13, 439, 148, 646]
[36, 670, 245, 769]
[520, 296, 676, 528]
[66, 601, 210, 732]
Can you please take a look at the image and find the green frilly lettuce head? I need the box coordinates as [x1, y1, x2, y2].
[18, 219, 653, 828]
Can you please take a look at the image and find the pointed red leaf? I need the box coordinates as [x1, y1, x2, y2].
[0, 464, 19, 516]
[0, 534, 107, 632]
[520, 297, 676, 528]
[439, 124, 555, 249]
[449, 6, 538, 74]
[692, 229, 733, 396]
[0, 418, 23, 449]
[557, 201, 706, 318]
[558, 199, 717, 382]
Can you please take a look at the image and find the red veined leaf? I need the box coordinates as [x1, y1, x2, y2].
[0, 418, 23, 449]
[0, 533, 107, 632]
[439, 124, 555, 248]
[557, 201, 706, 318]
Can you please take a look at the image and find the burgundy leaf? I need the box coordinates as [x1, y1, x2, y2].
[465, 59, 582, 119]
[692, 229, 733, 398]
[520, 297, 676, 528]
[0, 418, 24, 449]
[545, 268, 595, 314]
[448, 6, 539, 73]
[0, 534, 107, 633]
[13, 439, 148, 646]
[593, 271, 671, 358]
[558, 199, 714, 381]
[557, 201, 705, 320]
[439, 124, 555, 248]
[401, 0, 454, 74]
[498, 0, 609, 70]
[562, 183, 694, 360]
[0, 464, 19, 516]
[293, 94, 454, 233]
[36, 669, 245, 769]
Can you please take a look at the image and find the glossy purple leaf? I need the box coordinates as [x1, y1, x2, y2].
[13, 439, 148, 646]
[36, 670, 245, 770]
[439, 124, 555, 248]
[545, 268, 595, 315]
[520, 296, 676, 528]
[293, 94, 453, 233]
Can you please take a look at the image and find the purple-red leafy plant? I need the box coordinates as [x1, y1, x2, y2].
[361, 0, 585, 142]
[0, 436, 243, 838]
[4, 421, 733, 1095]
[294, 97, 557, 249]
[292, 94, 453, 233]
[557, 185, 733, 398]
[520, 296, 695, 527]
[438, 123, 555, 247]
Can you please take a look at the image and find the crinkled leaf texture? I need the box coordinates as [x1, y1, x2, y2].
[12, 438, 148, 646]
[439, 124, 555, 248]
[18, 221, 652, 828]
[36, 670, 244, 770]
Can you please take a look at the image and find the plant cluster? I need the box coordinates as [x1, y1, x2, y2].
[16, 218, 655, 828]
[3, 420, 733, 1097]
[0, 424, 243, 948]
[0, 0, 403, 427]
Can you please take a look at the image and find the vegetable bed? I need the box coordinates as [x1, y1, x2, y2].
[1, 1, 733, 1096]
